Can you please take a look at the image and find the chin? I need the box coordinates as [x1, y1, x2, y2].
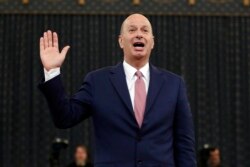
[132, 52, 147, 58]
[133, 55, 146, 60]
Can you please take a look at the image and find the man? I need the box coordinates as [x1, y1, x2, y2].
[207, 148, 220, 167]
[199, 146, 221, 167]
[39, 14, 196, 167]
[66, 145, 93, 167]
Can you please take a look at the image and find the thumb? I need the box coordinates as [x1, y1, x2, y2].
[60, 45, 70, 59]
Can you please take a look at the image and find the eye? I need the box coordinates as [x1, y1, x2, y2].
[143, 29, 149, 32]
[129, 29, 135, 32]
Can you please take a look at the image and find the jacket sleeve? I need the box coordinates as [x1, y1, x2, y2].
[38, 73, 94, 129]
[174, 78, 196, 167]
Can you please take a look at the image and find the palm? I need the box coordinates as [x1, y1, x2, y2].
[40, 46, 62, 69]
[40, 30, 70, 71]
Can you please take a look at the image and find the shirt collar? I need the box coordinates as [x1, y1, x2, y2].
[123, 60, 150, 81]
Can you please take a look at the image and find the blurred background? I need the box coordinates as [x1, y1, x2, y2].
[1, 0, 250, 167]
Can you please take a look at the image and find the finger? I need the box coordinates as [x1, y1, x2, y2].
[60, 46, 70, 59]
[47, 30, 53, 47]
[53, 32, 59, 49]
[40, 37, 44, 51]
[44, 32, 48, 48]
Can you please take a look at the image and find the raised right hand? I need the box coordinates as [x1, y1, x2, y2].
[40, 30, 70, 71]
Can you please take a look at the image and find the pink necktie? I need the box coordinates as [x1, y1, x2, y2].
[134, 71, 146, 127]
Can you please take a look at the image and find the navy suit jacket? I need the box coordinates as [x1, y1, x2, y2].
[39, 62, 196, 167]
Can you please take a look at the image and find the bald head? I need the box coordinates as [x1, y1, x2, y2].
[120, 14, 153, 35]
[118, 13, 154, 69]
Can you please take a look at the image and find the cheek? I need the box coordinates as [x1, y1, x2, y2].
[123, 39, 133, 48]
[149, 40, 154, 49]
[123, 36, 134, 44]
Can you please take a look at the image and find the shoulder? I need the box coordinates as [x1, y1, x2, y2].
[65, 162, 76, 167]
[82, 65, 115, 82]
[152, 65, 183, 82]
[86, 163, 94, 167]
[150, 65, 187, 91]
[86, 65, 116, 77]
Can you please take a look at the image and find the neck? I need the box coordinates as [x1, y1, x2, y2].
[124, 57, 149, 70]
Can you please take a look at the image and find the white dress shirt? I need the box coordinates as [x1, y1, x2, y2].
[44, 67, 60, 82]
[44, 60, 150, 108]
[123, 61, 150, 108]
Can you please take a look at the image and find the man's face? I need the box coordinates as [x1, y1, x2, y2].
[208, 149, 221, 167]
[119, 14, 154, 61]
[75, 147, 87, 165]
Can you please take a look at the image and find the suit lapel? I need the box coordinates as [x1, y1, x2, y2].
[109, 62, 165, 129]
[144, 64, 165, 116]
[109, 63, 134, 117]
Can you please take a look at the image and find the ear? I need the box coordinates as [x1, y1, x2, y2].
[118, 35, 124, 49]
[151, 36, 155, 49]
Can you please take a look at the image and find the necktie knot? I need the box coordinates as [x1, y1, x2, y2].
[135, 70, 143, 79]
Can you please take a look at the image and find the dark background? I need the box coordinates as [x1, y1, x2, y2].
[1, 0, 250, 15]
[1, 1, 250, 167]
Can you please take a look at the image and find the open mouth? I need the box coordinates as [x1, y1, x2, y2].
[133, 42, 145, 48]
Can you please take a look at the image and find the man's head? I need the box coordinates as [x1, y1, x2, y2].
[118, 13, 154, 68]
[207, 148, 221, 167]
[74, 145, 88, 166]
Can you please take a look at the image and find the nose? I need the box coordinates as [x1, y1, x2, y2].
[136, 31, 143, 39]
[136, 35, 142, 39]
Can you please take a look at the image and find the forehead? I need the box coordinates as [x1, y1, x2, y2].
[76, 147, 86, 151]
[210, 149, 220, 155]
[124, 15, 152, 28]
